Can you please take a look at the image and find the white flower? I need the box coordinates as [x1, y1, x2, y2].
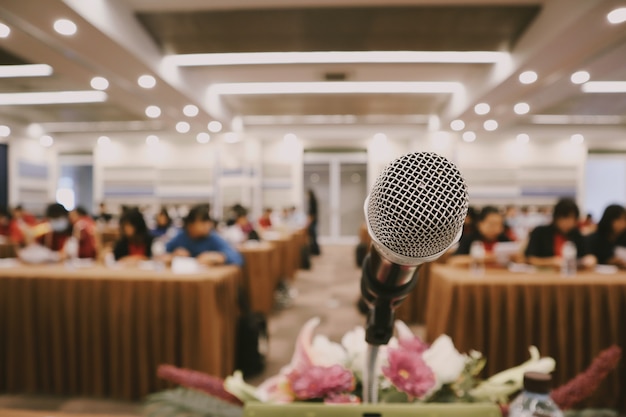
[311, 334, 348, 367]
[422, 335, 467, 387]
[341, 325, 398, 382]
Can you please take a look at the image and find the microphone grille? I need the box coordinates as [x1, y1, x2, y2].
[367, 152, 469, 261]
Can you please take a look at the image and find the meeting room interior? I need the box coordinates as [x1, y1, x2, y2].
[1, 0, 626, 416]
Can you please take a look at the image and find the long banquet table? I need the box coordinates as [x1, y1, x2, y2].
[0, 263, 240, 400]
[238, 241, 280, 314]
[425, 264, 626, 410]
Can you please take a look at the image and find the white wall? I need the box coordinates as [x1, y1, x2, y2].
[584, 154, 626, 221]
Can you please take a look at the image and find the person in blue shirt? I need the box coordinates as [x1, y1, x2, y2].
[166, 204, 243, 267]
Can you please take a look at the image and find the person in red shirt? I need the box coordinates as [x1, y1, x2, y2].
[113, 208, 153, 263]
[0, 207, 10, 238]
[450, 206, 513, 266]
[37, 203, 72, 254]
[9, 205, 38, 246]
[258, 207, 273, 229]
[69, 206, 98, 259]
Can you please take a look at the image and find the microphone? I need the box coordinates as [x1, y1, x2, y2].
[360, 152, 468, 346]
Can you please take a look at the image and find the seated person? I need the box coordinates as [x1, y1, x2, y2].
[69, 206, 97, 259]
[113, 208, 153, 262]
[9, 205, 38, 246]
[0, 206, 10, 237]
[151, 207, 174, 239]
[258, 208, 273, 229]
[525, 198, 596, 268]
[37, 203, 96, 259]
[449, 206, 512, 266]
[166, 204, 243, 266]
[585, 204, 626, 267]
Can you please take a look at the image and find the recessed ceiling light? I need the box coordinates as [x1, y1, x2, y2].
[516, 133, 530, 144]
[224, 132, 240, 143]
[196, 132, 210, 144]
[138, 75, 156, 89]
[284, 133, 298, 143]
[145, 105, 161, 118]
[570, 71, 590, 84]
[474, 103, 490, 115]
[90, 76, 109, 91]
[0, 23, 10, 38]
[207, 121, 222, 133]
[514, 102, 530, 115]
[582, 81, 626, 93]
[0, 90, 106, 105]
[97, 135, 111, 145]
[570, 134, 584, 144]
[53, 19, 77, 36]
[0, 125, 10, 137]
[176, 121, 190, 133]
[40, 135, 54, 147]
[607, 7, 626, 24]
[183, 104, 199, 117]
[483, 119, 498, 131]
[462, 131, 476, 142]
[450, 119, 465, 131]
[519, 70, 538, 84]
[209, 81, 463, 95]
[146, 134, 159, 145]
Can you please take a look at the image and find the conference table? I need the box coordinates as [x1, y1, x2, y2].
[0, 262, 240, 400]
[395, 262, 432, 324]
[238, 241, 280, 314]
[425, 265, 626, 411]
[0, 242, 17, 259]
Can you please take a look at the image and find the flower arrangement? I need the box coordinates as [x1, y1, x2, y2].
[145, 317, 621, 417]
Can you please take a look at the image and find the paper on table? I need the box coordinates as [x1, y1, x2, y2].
[493, 241, 520, 266]
[614, 246, 626, 263]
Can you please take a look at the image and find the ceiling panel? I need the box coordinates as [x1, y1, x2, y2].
[222, 93, 448, 115]
[0, 47, 30, 65]
[0, 102, 142, 124]
[543, 94, 626, 117]
[137, 5, 540, 54]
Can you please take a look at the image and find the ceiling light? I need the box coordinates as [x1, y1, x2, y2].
[145, 105, 161, 118]
[570, 134, 584, 144]
[146, 134, 159, 146]
[462, 131, 476, 142]
[570, 71, 590, 84]
[607, 7, 626, 24]
[284, 133, 298, 143]
[519, 71, 538, 84]
[53, 19, 77, 36]
[0, 64, 53, 78]
[207, 120, 222, 133]
[176, 121, 190, 133]
[0, 125, 10, 137]
[165, 51, 510, 66]
[0, 90, 106, 105]
[450, 119, 465, 131]
[196, 132, 210, 144]
[483, 119, 498, 131]
[514, 102, 530, 115]
[97, 135, 111, 146]
[138, 75, 156, 89]
[183, 104, 199, 117]
[474, 103, 490, 115]
[0, 23, 10, 38]
[209, 81, 464, 95]
[516, 133, 530, 144]
[90, 76, 109, 91]
[582, 81, 626, 93]
[39, 135, 54, 147]
[224, 132, 240, 143]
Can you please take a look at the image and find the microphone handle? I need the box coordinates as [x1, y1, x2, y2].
[360, 249, 420, 346]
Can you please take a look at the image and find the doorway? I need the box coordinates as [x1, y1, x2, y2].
[303, 152, 368, 243]
[56, 154, 94, 214]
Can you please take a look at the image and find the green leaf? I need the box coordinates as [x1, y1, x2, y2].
[144, 387, 244, 417]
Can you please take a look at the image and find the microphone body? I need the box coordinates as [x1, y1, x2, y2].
[360, 152, 468, 346]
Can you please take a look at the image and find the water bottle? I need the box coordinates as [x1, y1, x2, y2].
[509, 372, 563, 417]
[470, 240, 486, 276]
[561, 241, 577, 277]
[151, 239, 167, 272]
[64, 236, 79, 268]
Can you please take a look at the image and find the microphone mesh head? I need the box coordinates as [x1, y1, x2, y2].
[367, 152, 469, 261]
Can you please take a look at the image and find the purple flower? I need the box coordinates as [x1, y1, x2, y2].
[287, 364, 355, 400]
[382, 348, 436, 399]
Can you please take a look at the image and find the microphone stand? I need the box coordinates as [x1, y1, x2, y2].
[360, 250, 420, 404]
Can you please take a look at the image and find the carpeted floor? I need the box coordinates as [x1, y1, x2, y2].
[0, 244, 367, 416]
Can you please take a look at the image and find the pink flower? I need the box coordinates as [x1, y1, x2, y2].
[324, 393, 361, 404]
[382, 348, 436, 399]
[287, 364, 355, 400]
[398, 336, 429, 354]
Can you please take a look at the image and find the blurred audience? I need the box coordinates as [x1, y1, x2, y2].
[258, 208, 273, 229]
[224, 206, 260, 244]
[10, 205, 38, 246]
[166, 204, 243, 266]
[151, 207, 175, 239]
[96, 202, 113, 223]
[69, 206, 98, 259]
[307, 189, 321, 256]
[0, 206, 10, 238]
[524, 198, 595, 269]
[113, 208, 154, 263]
[585, 205, 626, 267]
[462, 206, 478, 238]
